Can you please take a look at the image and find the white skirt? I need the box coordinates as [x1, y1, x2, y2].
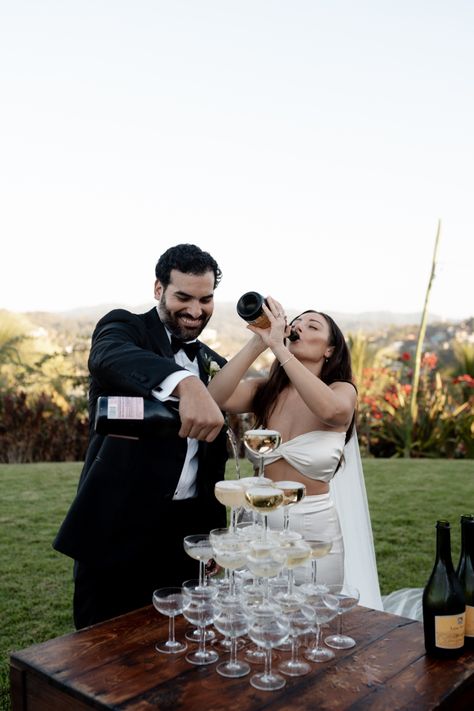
[266, 492, 345, 587]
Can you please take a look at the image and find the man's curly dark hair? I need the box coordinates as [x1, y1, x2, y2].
[155, 243, 222, 289]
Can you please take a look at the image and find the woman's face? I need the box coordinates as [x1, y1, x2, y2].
[289, 311, 334, 362]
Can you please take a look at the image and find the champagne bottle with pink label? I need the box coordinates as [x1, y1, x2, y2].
[94, 396, 179, 438]
[422, 520, 465, 657]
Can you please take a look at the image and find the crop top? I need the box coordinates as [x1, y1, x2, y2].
[246, 430, 346, 482]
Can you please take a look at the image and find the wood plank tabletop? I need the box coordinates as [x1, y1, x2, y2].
[10, 604, 474, 710]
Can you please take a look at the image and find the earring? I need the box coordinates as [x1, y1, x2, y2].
[325, 357, 330, 363]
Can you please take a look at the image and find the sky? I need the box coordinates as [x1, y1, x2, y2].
[1, 1, 473, 321]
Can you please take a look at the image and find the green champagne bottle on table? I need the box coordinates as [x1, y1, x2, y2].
[456, 514, 474, 649]
[422, 520, 465, 658]
[94, 396, 180, 438]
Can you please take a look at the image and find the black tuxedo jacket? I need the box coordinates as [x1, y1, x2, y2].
[53, 307, 228, 569]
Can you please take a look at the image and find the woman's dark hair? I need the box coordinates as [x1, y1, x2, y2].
[155, 243, 222, 288]
[252, 310, 356, 443]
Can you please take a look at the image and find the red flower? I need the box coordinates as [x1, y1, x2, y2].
[453, 374, 474, 387]
[401, 352, 411, 362]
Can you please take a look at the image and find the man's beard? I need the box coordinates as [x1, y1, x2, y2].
[158, 296, 211, 341]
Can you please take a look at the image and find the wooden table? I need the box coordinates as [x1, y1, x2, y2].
[10, 604, 474, 710]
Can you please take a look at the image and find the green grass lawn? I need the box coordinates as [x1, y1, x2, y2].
[1, 458, 473, 710]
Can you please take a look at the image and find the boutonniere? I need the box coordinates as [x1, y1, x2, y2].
[203, 354, 221, 381]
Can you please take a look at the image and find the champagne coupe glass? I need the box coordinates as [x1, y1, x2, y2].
[278, 602, 314, 677]
[213, 598, 250, 678]
[183, 534, 213, 588]
[276, 480, 306, 541]
[245, 539, 287, 602]
[209, 527, 249, 600]
[182, 579, 219, 665]
[303, 590, 340, 663]
[240, 581, 267, 664]
[243, 540, 287, 664]
[304, 537, 333, 591]
[280, 538, 312, 599]
[214, 480, 246, 533]
[152, 587, 187, 654]
[246, 603, 290, 691]
[243, 429, 281, 478]
[324, 584, 360, 649]
[271, 541, 310, 653]
[183, 534, 216, 643]
[244, 485, 284, 541]
[237, 476, 273, 537]
[209, 575, 246, 653]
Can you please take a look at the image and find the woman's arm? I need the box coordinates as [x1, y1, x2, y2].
[283, 362, 356, 427]
[207, 333, 267, 413]
[252, 300, 357, 428]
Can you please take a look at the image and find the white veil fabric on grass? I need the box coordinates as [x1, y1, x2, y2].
[330, 432, 384, 611]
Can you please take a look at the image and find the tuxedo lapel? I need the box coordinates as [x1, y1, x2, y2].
[142, 308, 174, 357]
[197, 346, 209, 384]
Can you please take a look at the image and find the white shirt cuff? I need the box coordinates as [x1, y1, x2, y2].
[152, 371, 194, 401]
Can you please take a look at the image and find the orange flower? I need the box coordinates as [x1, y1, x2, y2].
[422, 352, 438, 370]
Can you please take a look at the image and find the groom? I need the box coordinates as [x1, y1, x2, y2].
[54, 244, 228, 628]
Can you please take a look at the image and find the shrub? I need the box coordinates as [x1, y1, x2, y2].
[357, 353, 473, 458]
[0, 390, 89, 463]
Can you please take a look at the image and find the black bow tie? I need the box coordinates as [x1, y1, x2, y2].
[170, 336, 200, 361]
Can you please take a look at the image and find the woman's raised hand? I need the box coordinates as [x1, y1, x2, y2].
[247, 296, 290, 348]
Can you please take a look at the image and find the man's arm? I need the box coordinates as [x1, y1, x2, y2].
[89, 310, 183, 396]
[89, 310, 224, 441]
[174, 377, 225, 442]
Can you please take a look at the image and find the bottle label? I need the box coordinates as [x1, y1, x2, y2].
[107, 396, 144, 420]
[466, 605, 474, 637]
[249, 313, 271, 329]
[434, 613, 465, 649]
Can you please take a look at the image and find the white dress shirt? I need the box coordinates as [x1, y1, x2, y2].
[151, 326, 200, 500]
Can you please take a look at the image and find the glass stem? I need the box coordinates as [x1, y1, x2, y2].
[283, 506, 290, 532]
[312, 559, 317, 584]
[258, 456, 264, 478]
[229, 637, 237, 667]
[264, 646, 272, 679]
[199, 560, 205, 587]
[288, 569, 294, 595]
[168, 615, 175, 644]
[290, 634, 298, 665]
[198, 626, 206, 656]
[315, 623, 321, 651]
[230, 505, 237, 533]
[338, 612, 343, 636]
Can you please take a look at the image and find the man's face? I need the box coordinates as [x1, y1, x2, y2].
[154, 268, 215, 340]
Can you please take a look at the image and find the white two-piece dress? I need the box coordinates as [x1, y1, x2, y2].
[248, 430, 384, 610]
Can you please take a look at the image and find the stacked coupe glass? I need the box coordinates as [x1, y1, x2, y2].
[152, 429, 359, 692]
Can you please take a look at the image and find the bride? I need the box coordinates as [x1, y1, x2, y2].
[208, 296, 383, 610]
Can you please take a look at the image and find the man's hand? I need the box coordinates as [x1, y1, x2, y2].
[174, 376, 224, 441]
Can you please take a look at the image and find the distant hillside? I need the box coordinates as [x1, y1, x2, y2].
[32, 302, 450, 332]
[28, 301, 446, 331]
[10, 302, 458, 358]
[3, 304, 470, 371]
